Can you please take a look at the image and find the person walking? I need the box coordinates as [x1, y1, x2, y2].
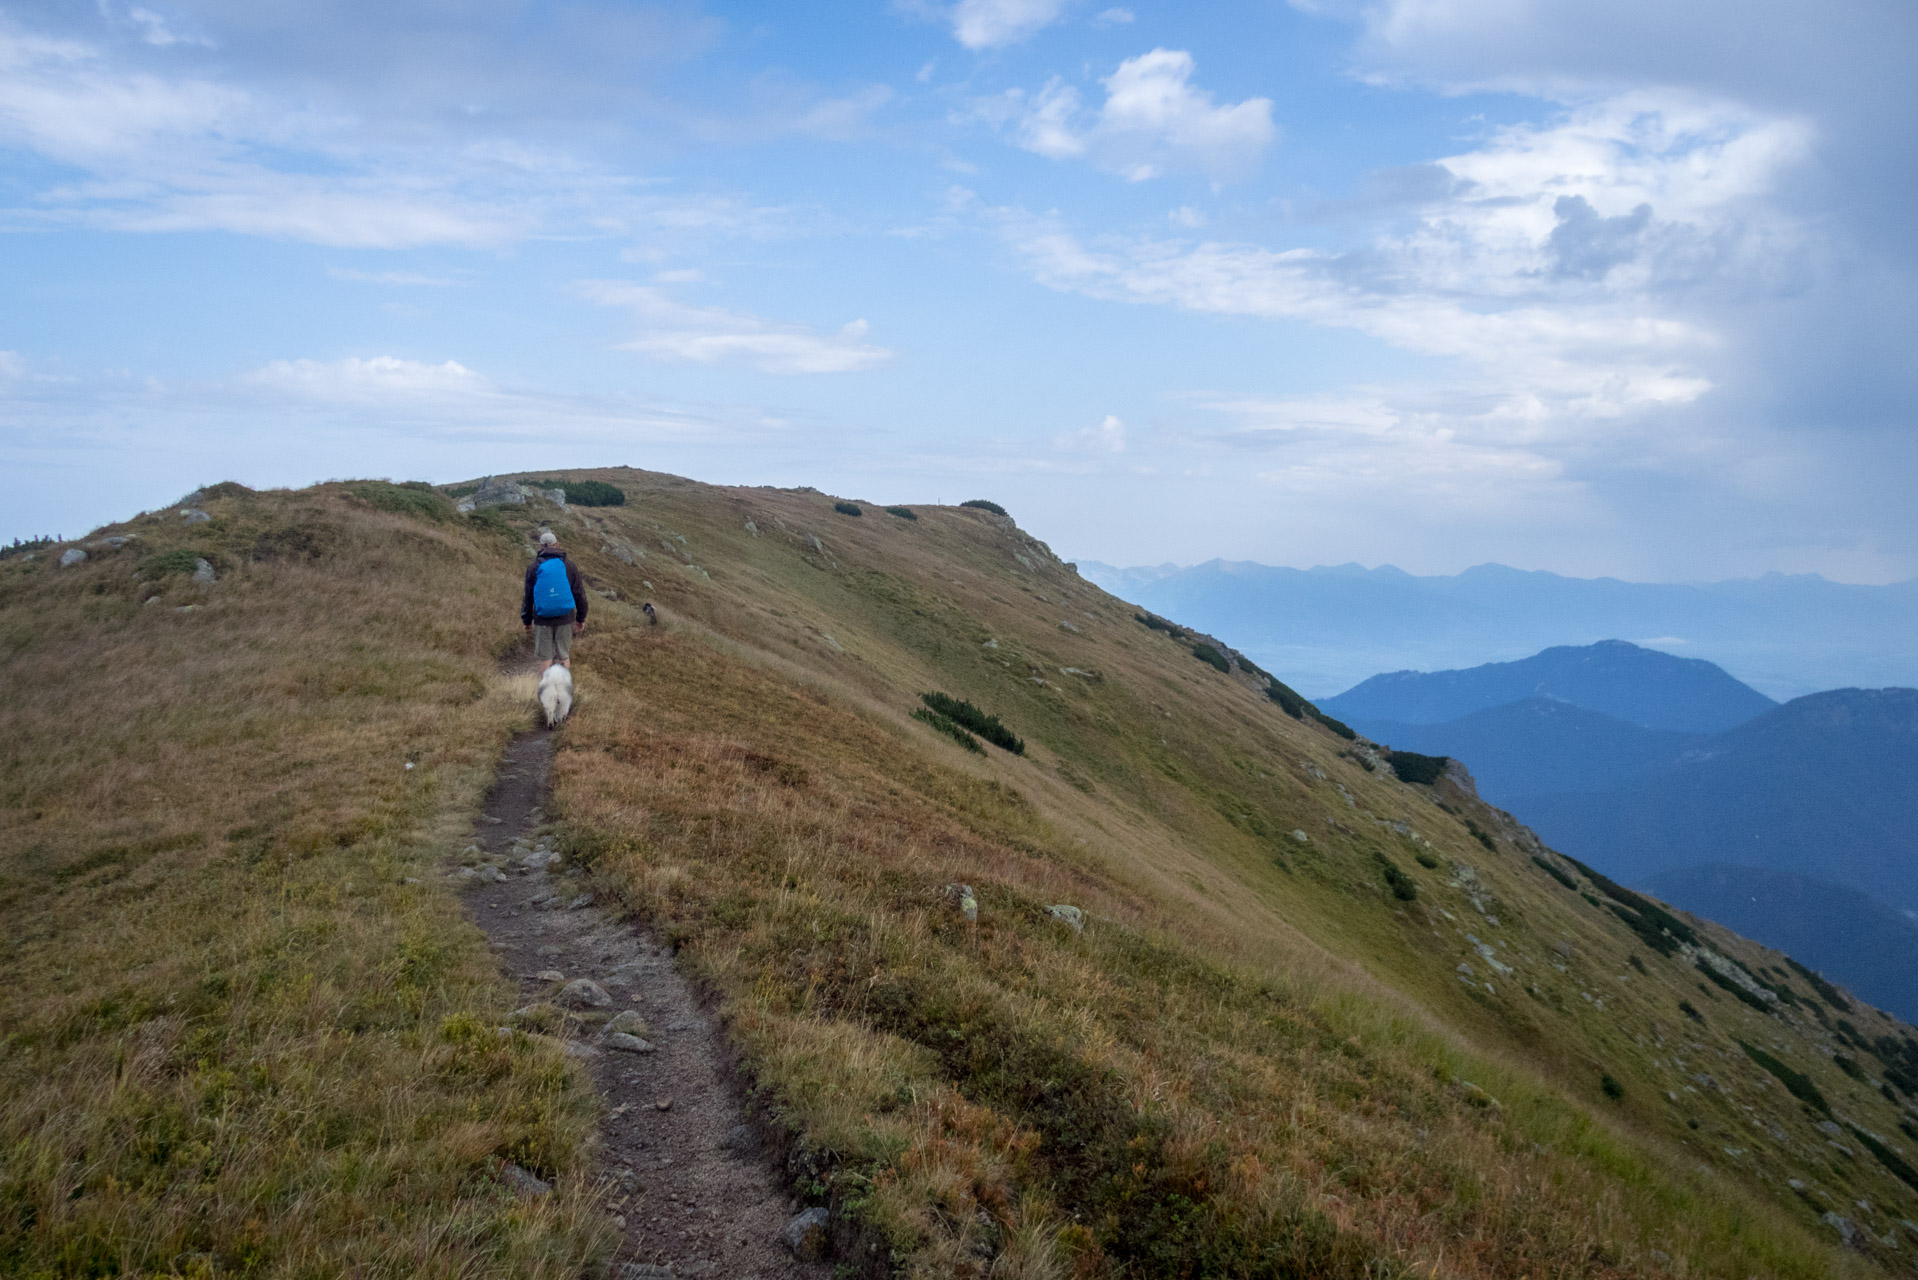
[522, 531, 587, 671]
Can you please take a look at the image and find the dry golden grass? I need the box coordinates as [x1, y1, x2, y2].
[4, 470, 1911, 1278]
[0, 483, 611, 1276]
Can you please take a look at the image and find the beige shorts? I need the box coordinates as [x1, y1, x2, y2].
[532, 622, 573, 660]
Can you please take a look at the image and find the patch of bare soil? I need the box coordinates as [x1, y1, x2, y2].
[462, 728, 825, 1279]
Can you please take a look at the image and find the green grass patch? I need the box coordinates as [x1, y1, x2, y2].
[136, 548, 213, 577]
[348, 481, 452, 522]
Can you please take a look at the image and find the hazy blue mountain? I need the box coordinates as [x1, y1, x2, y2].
[1518, 688, 1918, 915]
[1641, 864, 1918, 1023]
[1073, 559, 1918, 699]
[1322, 640, 1775, 733]
[1344, 698, 1702, 805]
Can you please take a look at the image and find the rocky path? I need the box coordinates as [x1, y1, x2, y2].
[459, 729, 826, 1279]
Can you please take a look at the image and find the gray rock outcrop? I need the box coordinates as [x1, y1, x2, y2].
[558, 978, 613, 1009]
[781, 1206, 830, 1261]
[59, 548, 86, 567]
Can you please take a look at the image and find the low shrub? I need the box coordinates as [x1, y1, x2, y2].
[1316, 712, 1357, 741]
[348, 481, 450, 522]
[911, 707, 982, 753]
[1601, 1075, 1625, 1100]
[885, 506, 917, 521]
[1135, 612, 1184, 638]
[1679, 1000, 1704, 1024]
[920, 692, 1024, 754]
[525, 479, 627, 506]
[1378, 858, 1418, 902]
[1464, 819, 1496, 851]
[834, 501, 863, 517]
[3, 536, 58, 561]
[137, 548, 212, 578]
[1628, 954, 1647, 974]
[1563, 855, 1697, 952]
[1849, 1123, 1918, 1192]
[1695, 961, 1773, 1011]
[1834, 1054, 1866, 1082]
[1737, 1040, 1828, 1114]
[960, 499, 1008, 517]
[1191, 643, 1230, 673]
[1785, 957, 1851, 1011]
[1386, 751, 1449, 786]
[1532, 855, 1579, 891]
[1414, 851, 1440, 870]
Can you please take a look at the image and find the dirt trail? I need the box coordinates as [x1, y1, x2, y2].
[461, 728, 823, 1280]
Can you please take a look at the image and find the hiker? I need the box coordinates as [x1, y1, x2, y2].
[522, 531, 587, 671]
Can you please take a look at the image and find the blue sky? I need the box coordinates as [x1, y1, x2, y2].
[3, 0, 1914, 582]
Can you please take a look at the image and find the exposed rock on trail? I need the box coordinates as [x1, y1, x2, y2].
[460, 729, 824, 1279]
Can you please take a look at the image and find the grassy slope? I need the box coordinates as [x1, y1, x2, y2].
[3, 471, 1915, 1278]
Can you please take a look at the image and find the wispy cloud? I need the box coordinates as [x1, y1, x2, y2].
[1007, 49, 1276, 181]
[327, 267, 470, 287]
[582, 282, 894, 375]
[946, 0, 1071, 49]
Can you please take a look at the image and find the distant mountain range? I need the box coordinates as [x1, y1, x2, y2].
[1074, 559, 1918, 700]
[1318, 640, 1918, 1020]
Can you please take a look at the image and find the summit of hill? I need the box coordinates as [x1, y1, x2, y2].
[5, 470, 1918, 1278]
[1321, 640, 1777, 734]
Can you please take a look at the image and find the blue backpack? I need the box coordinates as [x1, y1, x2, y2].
[533, 557, 575, 617]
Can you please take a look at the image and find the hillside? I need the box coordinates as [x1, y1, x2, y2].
[1321, 640, 1777, 734]
[1639, 866, 1918, 1024]
[4, 472, 1918, 1278]
[1078, 559, 1918, 700]
[1521, 688, 1918, 913]
[1344, 698, 1702, 805]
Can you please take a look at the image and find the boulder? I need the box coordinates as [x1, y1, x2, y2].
[781, 1206, 830, 1261]
[605, 1010, 649, 1037]
[469, 477, 528, 509]
[497, 1162, 552, 1199]
[604, 1032, 655, 1054]
[948, 883, 978, 923]
[191, 558, 216, 584]
[59, 548, 86, 567]
[539, 488, 568, 507]
[558, 978, 613, 1009]
[180, 508, 211, 524]
[88, 535, 133, 550]
[1046, 904, 1085, 933]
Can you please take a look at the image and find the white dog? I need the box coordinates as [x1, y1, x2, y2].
[537, 665, 574, 727]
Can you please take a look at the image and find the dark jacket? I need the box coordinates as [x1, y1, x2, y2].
[522, 548, 588, 627]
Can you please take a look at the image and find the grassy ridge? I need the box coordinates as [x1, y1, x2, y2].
[3, 470, 1913, 1277]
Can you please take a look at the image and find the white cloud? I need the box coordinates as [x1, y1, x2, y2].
[582, 283, 894, 375]
[1093, 8, 1136, 26]
[124, 7, 210, 48]
[949, 0, 1070, 49]
[246, 356, 493, 403]
[1012, 50, 1276, 181]
[328, 267, 468, 287]
[1061, 413, 1128, 453]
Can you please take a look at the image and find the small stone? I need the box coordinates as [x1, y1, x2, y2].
[653, 1098, 672, 1111]
[497, 1161, 551, 1198]
[522, 849, 559, 870]
[536, 969, 566, 982]
[558, 978, 613, 1009]
[605, 1032, 655, 1053]
[191, 558, 216, 584]
[561, 1039, 600, 1060]
[1291, 829, 1310, 844]
[480, 815, 503, 825]
[782, 1206, 830, 1261]
[1045, 904, 1084, 933]
[482, 866, 507, 883]
[1824, 1212, 1863, 1250]
[530, 892, 559, 908]
[605, 1010, 649, 1036]
[59, 548, 87, 567]
[567, 893, 594, 910]
[721, 1122, 754, 1153]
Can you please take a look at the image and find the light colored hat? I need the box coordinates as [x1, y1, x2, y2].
[539, 531, 558, 545]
